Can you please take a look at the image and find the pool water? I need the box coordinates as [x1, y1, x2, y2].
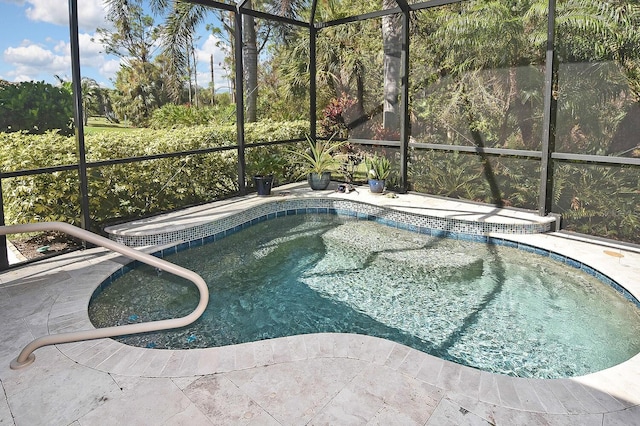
[89, 215, 640, 378]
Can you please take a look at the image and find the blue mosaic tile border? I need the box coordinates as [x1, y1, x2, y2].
[108, 198, 551, 247]
[99, 200, 638, 308]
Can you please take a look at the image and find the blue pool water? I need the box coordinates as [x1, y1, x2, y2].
[89, 214, 640, 378]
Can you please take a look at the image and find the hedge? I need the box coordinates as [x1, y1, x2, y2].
[1, 121, 309, 229]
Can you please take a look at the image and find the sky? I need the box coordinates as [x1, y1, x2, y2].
[0, 0, 231, 90]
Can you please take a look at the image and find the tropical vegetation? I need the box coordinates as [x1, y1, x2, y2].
[0, 81, 74, 136]
[1, 0, 639, 246]
[0, 121, 308, 230]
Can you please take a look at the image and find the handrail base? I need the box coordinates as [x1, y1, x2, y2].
[11, 354, 35, 370]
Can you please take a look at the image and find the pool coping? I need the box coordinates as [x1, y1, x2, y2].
[105, 182, 556, 246]
[39, 183, 639, 417]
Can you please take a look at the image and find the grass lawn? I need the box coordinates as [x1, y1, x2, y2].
[84, 117, 136, 134]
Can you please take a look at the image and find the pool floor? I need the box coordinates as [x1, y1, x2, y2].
[90, 214, 640, 379]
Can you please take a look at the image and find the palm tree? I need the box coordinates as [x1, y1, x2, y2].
[80, 77, 102, 126]
[382, 0, 402, 131]
[243, 1, 259, 122]
[156, 1, 209, 103]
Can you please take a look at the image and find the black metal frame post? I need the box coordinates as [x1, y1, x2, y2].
[538, 0, 558, 216]
[0, 182, 8, 270]
[399, 6, 410, 193]
[68, 0, 91, 231]
[309, 24, 317, 140]
[310, 1, 319, 141]
[235, 6, 247, 194]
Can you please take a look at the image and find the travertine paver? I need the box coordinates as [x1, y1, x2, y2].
[0, 188, 639, 425]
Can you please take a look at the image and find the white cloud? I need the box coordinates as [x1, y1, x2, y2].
[195, 34, 232, 91]
[198, 34, 228, 65]
[4, 43, 63, 68]
[99, 58, 122, 82]
[2, 32, 119, 84]
[3, 42, 69, 81]
[24, 0, 106, 31]
[80, 33, 107, 59]
[54, 33, 107, 64]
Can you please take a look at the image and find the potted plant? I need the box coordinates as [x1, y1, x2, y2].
[291, 135, 345, 190]
[253, 174, 274, 196]
[364, 154, 390, 193]
[251, 152, 284, 196]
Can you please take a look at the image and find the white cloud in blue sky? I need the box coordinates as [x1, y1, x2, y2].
[0, 0, 110, 84]
[24, 0, 107, 31]
[0, 0, 228, 90]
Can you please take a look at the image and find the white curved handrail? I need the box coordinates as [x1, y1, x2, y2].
[0, 222, 209, 369]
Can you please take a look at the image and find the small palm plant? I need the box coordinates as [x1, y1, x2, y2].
[364, 155, 391, 193]
[291, 135, 345, 190]
[365, 155, 391, 180]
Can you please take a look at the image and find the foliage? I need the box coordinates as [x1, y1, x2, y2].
[111, 60, 170, 126]
[0, 81, 74, 136]
[365, 154, 391, 181]
[244, 120, 310, 182]
[409, 150, 484, 200]
[319, 94, 359, 138]
[553, 164, 640, 241]
[1, 121, 308, 228]
[80, 78, 114, 124]
[149, 104, 236, 128]
[247, 149, 288, 177]
[289, 135, 345, 175]
[98, 0, 160, 64]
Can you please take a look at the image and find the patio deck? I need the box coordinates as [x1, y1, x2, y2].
[1, 183, 639, 425]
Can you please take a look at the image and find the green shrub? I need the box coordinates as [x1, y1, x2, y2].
[553, 164, 640, 244]
[408, 149, 639, 244]
[0, 81, 74, 136]
[1, 121, 309, 228]
[149, 104, 236, 129]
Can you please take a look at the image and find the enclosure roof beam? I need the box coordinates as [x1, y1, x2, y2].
[239, 7, 308, 27]
[317, 7, 402, 29]
[183, 0, 308, 26]
[181, 0, 237, 13]
[410, 0, 466, 12]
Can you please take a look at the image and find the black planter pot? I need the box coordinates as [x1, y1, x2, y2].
[253, 175, 274, 196]
[307, 171, 332, 190]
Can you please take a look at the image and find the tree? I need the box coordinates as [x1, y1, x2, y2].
[207, 12, 236, 101]
[160, 1, 209, 102]
[158, 0, 300, 121]
[97, 0, 160, 64]
[112, 60, 169, 126]
[0, 81, 74, 135]
[382, 0, 402, 131]
[243, 1, 259, 122]
[80, 78, 102, 125]
[100, 0, 172, 124]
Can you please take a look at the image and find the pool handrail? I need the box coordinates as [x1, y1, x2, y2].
[0, 221, 209, 370]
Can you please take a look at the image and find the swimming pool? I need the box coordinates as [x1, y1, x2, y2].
[90, 213, 640, 379]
